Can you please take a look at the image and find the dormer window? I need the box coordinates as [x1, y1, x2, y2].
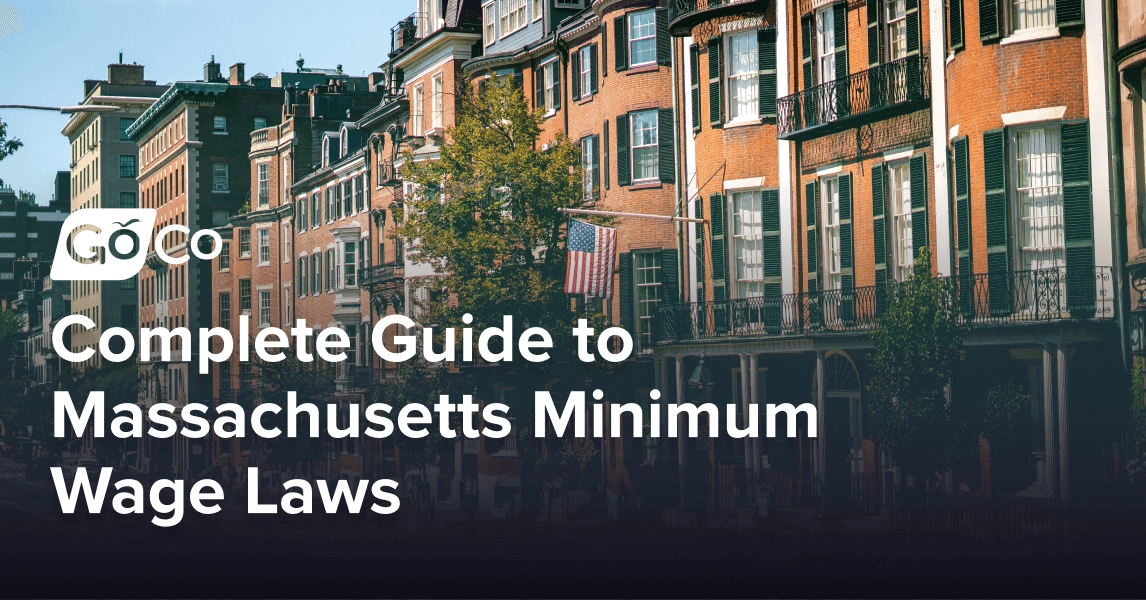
[322, 137, 331, 168]
[340, 129, 349, 158]
[418, 0, 443, 37]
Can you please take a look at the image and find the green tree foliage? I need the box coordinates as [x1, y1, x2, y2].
[0, 117, 22, 188]
[249, 361, 334, 471]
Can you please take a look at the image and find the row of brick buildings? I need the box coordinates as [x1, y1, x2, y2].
[49, 0, 1146, 530]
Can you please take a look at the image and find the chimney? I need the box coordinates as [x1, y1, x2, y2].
[108, 62, 145, 85]
[204, 55, 222, 83]
[229, 63, 245, 86]
[368, 72, 386, 93]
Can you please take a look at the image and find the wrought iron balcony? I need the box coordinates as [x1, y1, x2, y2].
[777, 55, 930, 141]
[360, 263, 404, 288]
[657, 267, 1113, 344]
[668, 0, 768, 36]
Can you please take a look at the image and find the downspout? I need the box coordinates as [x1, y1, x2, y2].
[1105, 0, 1131, 370]
[671, 32, 683, 308]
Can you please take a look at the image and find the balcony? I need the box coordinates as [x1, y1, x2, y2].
[389, 13, 425, 58]
[668, 0, 768, 37]
[777, 55, 930, 141]
[360, 263, 405, 288]
[658, 267, 1113, 345]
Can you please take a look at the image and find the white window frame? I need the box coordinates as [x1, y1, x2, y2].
[634, 251, 663, 350]
[499, 0, 527, 38]
[411, 83, 424, 137]
[212, 163, 229, 192]
[343, 241, 357, 288]
[579, 45, 593, 97]
[213, 115, 227, 134]
[887, 161, 914, 282]
[542, 59, 559, 115]
[815, 6, 837, 84]
[533, 0, 543, 22]
[257, 227, 271, 266]
[630, 109, 659, 183]
[258, 289, 271, 327]
[730, 189, 764, 298]
[820, 176, 842, 291]
[1010, 0, 1056, 33]
[432, 72, 444, 130]
[628, 9, 658, 68]
[1010, 124, 1065, 272]
[283, 223, 292, 264]
[581, 135, 598, 201]
[484, 2, 496, 46]
[726, 30, 759, 123]
[256, 162, 269, 207]
[886, 0, 908, 61]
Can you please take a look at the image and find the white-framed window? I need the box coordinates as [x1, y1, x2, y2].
[283, 287, 291, 323]
[282, 156, 290, 203]
[581, 135, 599, 201]
[239, 279, 251, 313]
[257, 228, 270, 265]
[283, 223, 292, 264]
[432, 72, 444, 130]
[634, 251, 662, 348]
[815, 6, 837, 84]
[258, 289, 271, 327]
[311, 193, 321, 229]
[327, 249, 336, 292]
[411, 83, 424, 137]
[1011, 0, 1055, 32]
[342, 241, 358, 288]
[499, 0, 527, 37]
[213, 116, 227, 134]
[628, 9, 657, 67]
[886, 0, 908, 61]
[212, 163, 229, 192]
[579, 45, 593, 97]
[630, 109, 659, 182]
[730, 190, 764, 298]
[257, 162, 269, 207]
[239, 229, 251, 258]
[484, 2, 496, 45]
[418, 0, 443, 37]
[533, 0, 542, 21]
[821, 177, 842, 291]
[888, 162, 914, 281]
[1012, 125, 1065, 271]
[727, 31, 759, 121]
[543, 60, 559, 114]
[298, 256, 308, 297]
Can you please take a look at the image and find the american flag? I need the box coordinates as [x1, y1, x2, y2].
[565, 219, 618, 298]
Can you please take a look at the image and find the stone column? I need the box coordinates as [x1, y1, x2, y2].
[1042, 343, 1058, 499]
[749, 354, 761, 478]
[815, 351, 826, 483]
[1057, 345, 1070, 502]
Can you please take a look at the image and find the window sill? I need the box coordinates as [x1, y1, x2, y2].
[576, 94, 595, 106]
[723, 118, 762, 130]
[626, 64, 659, 75]
[213, 132, 228, 136]
[629, 181, 662, 190]
[213, 190, 231, 194]
[542, 109, 558, 120]
[1000, 26, 1060, 46]
[240, 255, 251, 260]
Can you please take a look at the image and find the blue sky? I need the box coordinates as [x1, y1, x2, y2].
[0, 0, 410, 204]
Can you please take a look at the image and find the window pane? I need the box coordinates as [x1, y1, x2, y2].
[889, 162, 914, 281]
[630, 110, 659, 181]
[1015, 127, 1064, 270]
[1012, 0, 1055, 31]
[821, 178, 841, 291]
[635, 252, 662, 348]
[732, 191, 764, 297]
[629, 10, 657, 66]
[886, 0, 908, 61]
[816, 8, 836, 83]
[728, 32, 759, 120]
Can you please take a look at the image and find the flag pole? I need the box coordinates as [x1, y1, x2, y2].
[558, 207, 705, 224]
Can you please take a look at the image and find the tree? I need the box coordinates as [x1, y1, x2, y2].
[250, 361, 334, 473]
[0, 117, 22, 188]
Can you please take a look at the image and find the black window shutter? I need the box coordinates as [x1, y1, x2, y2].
[658, 108, 675, 184]
[616, 114, 631, 187]
[805, 180, 820, 292]
[949, 0, 965, 52]
[601, 23, 609, 77]
[762, 188, 782, 332]
[615, 16, 629, 72]
[590, 44, 599, 95]
[839, 174, 856, 322]
[867, 0, 883, 66]
[535, 66, 545, 111]
[1056, 0, 1084, 27]
[591, 135, 601, 201]
[708, 36, 724, 127]
[661, 249, 680, 306]
[833, 2, 850, 118]
[572, 51, 582, 101]
[709, 194, 728, 332]
[953, 136, 973, 316]
[905, 0, 921, 55]
[619, 252, 634, 333]
[696, 196, 707, 304]
[758, 27, 778, 119]
[909, 153, 929, 260]
[979, 0, 1001, 42]
[690, 44, 702, 132]
[983, 128, 1010, 315]
[1062, 120, 1096, 317]
[553, 63, 561, 110]
[871, 163, 888, 314]
[603, 119, 610, 190]
[656, 9, 671, 66]
[801, 14, 815, 89]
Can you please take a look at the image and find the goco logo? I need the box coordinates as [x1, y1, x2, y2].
[51, 209, 222, 281]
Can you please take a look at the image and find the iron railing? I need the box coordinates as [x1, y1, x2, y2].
[668, 0, 764, 34]
[777, 55, 930, 140]
[659, 267, 1113, 344]
[360, 263, 404, 287]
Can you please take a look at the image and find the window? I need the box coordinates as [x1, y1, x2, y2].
[731, 190, 764, 297]
[411, 84, 424, 137]
[240, 364, 253, 391]
[579, 45, 593, 97]
[327, 249, 336, 292]
[432, 73, 444, 130]
[1013, 126, 1064, 270]
[257, 163, 269, 207]
[344, 241, 357, 287]
[499, 0, 527, 36]
[239, 280, 252, 313]
[259, 290, 271, 326]
[542, 60, 559, 113]
[886, 0, 908, 61]
[821, 177, 842, 291]
[119, 155, 136, 178]
[119, 192, 137, 208]
[634, 252, 662, 348]
[888, 162, 914, 281]
[283, 224, 291, 263]
[213, 116, 227, 134]
[219, 292, 231, 329]
[212, 163, 229, 192]
[311, 254, 320, 295]
[254, 116, 267, 130]
[120, 118, 135, 141]
[258, 228, 270, 265]
[326, 188, 336, 222]
[630, 110, 659, 182]
[121, 275, 137, 291]
[727, 31, 759, 121]
[1011, 0, 1055, 31]
[581, 136, 599, 201]
[484, 3, 496, 45]
[220, 242, 231, 270]
[355, 176, 364, 212]
[220, 361, 231, 393]
[628, 9, 657, 67]
[239, 229, 251, 257]
[299, 257, 308, 297]
[346, 325, 358, 366]
[311, 193, 321, 228]
[298, 197, 308, 230]
[815, 6, 837, 84]
[342, 181, 352, 217]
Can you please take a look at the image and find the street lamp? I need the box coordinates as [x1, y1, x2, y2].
[0, 104, 121, 114]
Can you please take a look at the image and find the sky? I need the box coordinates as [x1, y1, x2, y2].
[0, 0, 411, 204]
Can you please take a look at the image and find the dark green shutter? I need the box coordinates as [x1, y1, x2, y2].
[759, 27, 777, 119]
[910, 153, 929, 261]
[979, 0, 1001, 42]
[571, 51, 582, 101]
[867, 0, 883, 66]
[953, 136, 973, 315]
[801, 14, 815, 89]
[708, 37, 724, 127]
[601, 23, 609, 77]
[591, 135, 601, 201]
[656, 9, 671, 66]
[616, 114, 631, 186]
[762, 189, 782, 333]
[696, 195, 707, 305]
[1056, 0, 1083, 27]
[806, 181, 819, 293]
[535, 64, 546, 110]
[709, 194, 728, 333]
[949, 0, 965, 51]
[619, 252, 634, 333]
[690, 44, 701, 132]
[603, 119, 610, 189]
[661, 249, 680, 306]
[905, 0, 921, 55]
[839, 173, 856, 322]
[1062, 120, 1096, 317]
[983, 128, 1010, 315]
[872, 162, 889, 315]
[553, 63, 561, 110]
[658, 109, 675, 184]
[590, 44, 599, 95]
[615, 16, 629, 72]
[833, 2, 850, 118]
